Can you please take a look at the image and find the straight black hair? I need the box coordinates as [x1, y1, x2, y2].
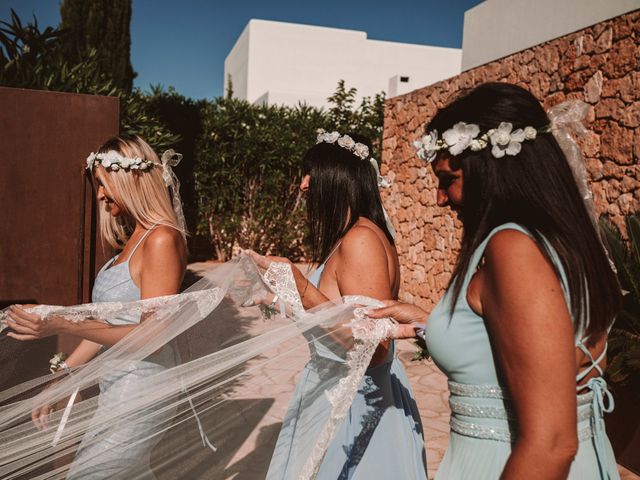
[427, 82, 621, 337]
[302, 134, 393, 265]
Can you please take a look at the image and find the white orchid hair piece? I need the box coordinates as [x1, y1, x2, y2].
[413, 122, 549, 163]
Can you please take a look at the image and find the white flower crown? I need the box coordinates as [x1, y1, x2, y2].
[413, 122, 550, 163]
[86, 151, 155, 171]
[316, 129, 370, 160]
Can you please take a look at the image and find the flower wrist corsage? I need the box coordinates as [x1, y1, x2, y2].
[49, 352, 70, 374]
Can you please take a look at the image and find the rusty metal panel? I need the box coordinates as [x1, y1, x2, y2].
[0, 87, 119, 386]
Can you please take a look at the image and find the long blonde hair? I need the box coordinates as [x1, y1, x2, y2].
[91, 135, 185, 249]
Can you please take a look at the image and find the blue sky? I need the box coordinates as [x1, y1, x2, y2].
[1, 0, 482, 99]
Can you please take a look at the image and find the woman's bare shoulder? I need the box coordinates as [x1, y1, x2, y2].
[341, 223, 386, 252]
[143, 226, 185, 257]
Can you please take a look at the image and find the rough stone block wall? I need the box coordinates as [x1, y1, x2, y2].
[381, 11, 640, 310]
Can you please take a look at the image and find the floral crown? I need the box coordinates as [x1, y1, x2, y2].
[413, 121, 550, 163]
[86, 150, 155, 171]
[316, 129, 370, 160]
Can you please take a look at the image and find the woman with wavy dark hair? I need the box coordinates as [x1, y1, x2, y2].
[251, 132, 427, 479]
[370, 83, 622, 479]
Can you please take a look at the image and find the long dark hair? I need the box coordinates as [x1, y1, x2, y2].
[303, 134, 393, 265]
[427, 82, 621, 337]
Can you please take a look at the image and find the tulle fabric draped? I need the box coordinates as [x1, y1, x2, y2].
[0, 255, 395, 479]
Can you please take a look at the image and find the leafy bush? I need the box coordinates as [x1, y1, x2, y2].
[194, 82, 386, 261]
[600, 214, 640, 395]
[141, 86, 207, 235]
[327, 79, 385, 159]
[195, 97, 321, 260]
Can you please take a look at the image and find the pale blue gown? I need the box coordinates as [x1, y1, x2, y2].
[267, 256, 427, 479]
[425, 223, 619, 479]
[67, 227, 177, 480]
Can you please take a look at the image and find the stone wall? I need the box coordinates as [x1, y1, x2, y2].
[381, 11, 640, 310]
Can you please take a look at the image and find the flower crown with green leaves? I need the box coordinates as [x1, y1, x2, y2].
[414, 121, 551, 163]
[86, 151, 155, 171]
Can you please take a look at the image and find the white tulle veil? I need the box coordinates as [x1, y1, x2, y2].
[0, 255, 396, 479]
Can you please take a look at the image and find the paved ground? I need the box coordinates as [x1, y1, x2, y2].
[185, 261, 638, 479]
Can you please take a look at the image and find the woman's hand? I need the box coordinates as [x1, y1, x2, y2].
[367, 300, 427, 325]
[241, 294, 277, 307]
[245, 250, 292, 271]
[243, 251, 291, 303]
[5, 306, 66, 341]
[31, 390, 84, 430]
[367, 301, 428, 340]
[245, 250, 325, 309]
[31, 401, 55, 430]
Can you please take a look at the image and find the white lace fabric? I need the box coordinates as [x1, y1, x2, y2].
[262, 261, 305, 315]
[0, 289, 223, 332]
[1, 255, 399, 479]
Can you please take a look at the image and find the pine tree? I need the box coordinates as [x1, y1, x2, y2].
[60, 0, 135, 92]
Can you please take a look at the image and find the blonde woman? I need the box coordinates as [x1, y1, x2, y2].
[7, 135, 187, 479]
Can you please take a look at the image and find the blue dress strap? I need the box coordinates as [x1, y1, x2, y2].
[461, 223, 533, 290]
[460, 223, 572, 307]
[576, 340, 607, 383]
[576, 335, 615, 479]
[126, 224, 158, 261]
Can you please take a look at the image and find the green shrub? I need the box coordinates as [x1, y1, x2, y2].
[600, 214, 640, 395]
[194, 97, 321, 260]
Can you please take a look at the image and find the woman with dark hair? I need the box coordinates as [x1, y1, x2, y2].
[250, 132, 426, 479]
[370, 82, 622, 479]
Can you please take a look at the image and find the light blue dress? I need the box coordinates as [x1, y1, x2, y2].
[425, 223, 619, 479]
[67, 227, 177, 480]
[267, 259, 427, 479]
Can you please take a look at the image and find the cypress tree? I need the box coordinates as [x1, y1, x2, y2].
[60, 0, 135, 92]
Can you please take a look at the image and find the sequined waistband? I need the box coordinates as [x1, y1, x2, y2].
[448, 381, 595, 443]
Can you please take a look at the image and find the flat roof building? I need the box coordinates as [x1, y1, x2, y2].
[224, 19, 462, 108]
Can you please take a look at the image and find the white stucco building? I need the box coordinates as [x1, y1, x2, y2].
[462, 0, 640, 70]
[224, 19, 462, 108]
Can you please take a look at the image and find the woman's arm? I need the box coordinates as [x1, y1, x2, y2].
[479, 230, 578, 479]
[246, 250, 331, 309]
[138, 227, 186, 300]
[7, 228, 186, 346]
[249, 227, 392, 308]
[65, 339, 102, 367]
[30, 339, 102, 430]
